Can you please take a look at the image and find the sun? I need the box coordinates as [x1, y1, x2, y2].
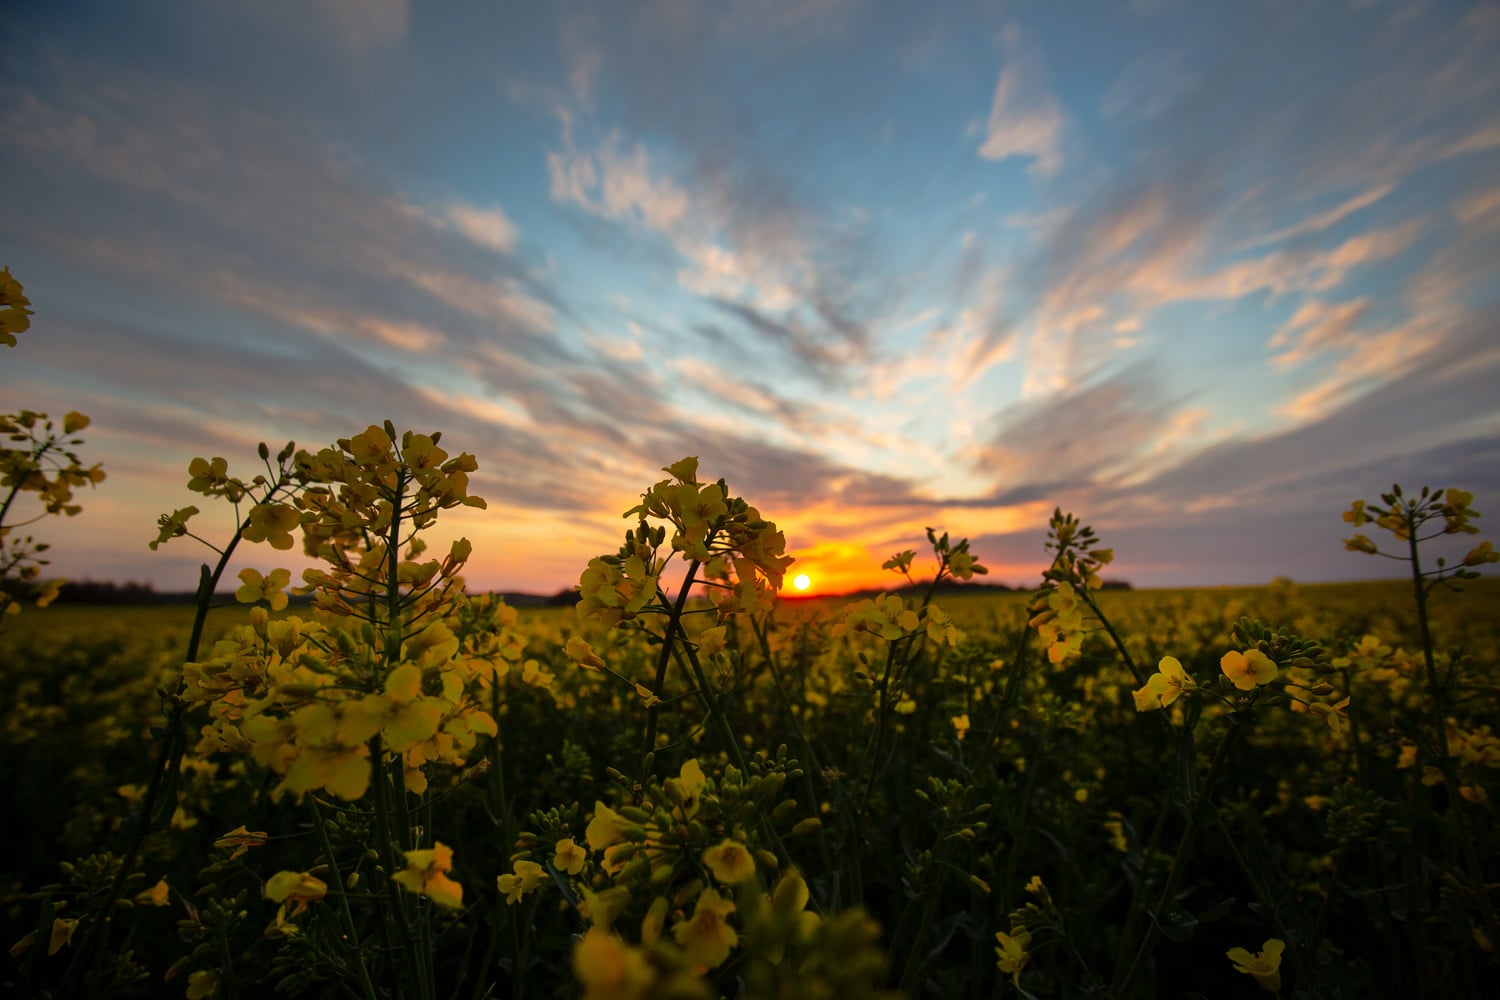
[791, 573, 811, 592]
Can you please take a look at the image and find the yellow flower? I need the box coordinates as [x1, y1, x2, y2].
[243, 502, 300, 550]
[697, 625, 728, 657]
[1343, 533, 1378, 554]
[1462, 540, 1498, 566]
[185, 970, 221, 999]
[186, 456, 242, 499]
[665, 758, 707, 818]
[213, 826, 268, 861]
[0, 266, 34, 344]
[378, 662, 448, 753]
[554, 838, 587, 876]
[235, 567, 291, 611]
[35, 578, 64, 608]
[391, 841, 463, 909]
[264, 870, 328, 934]
[948, 550, 987, 580]
[702, 840, 757, 885]
[1443, 488, 1480, 534]
[664, 456, 699, 482]
[923, 604, 963, 646]
[135, 878, 171, 907]
[497, 859, 547, 904]
[1227, 938, 1284, 993]
[835, 595, 919, 641]
[565, 635, 605, 670]
[47, 918, 79, 956]
[995, 929, 1031, 983]
[952, 714, 971, 741]
[1221, 649, 1278, 691]
[1132, 656, 1197, 711]
[1306, 696, 1351, 737]
[150, 505, 199, 550]
[574, 927, 655, 1000]
[586, 801, 627, 852]
[672, 889, 738, 969]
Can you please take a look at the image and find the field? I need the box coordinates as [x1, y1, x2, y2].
[2, 429, 1498, 999]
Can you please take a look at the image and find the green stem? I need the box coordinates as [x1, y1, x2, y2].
[59, 504, 258, 998]
[1079, 588, 1147, 688]
[759, 628, 841, 911]
[309, 798, 379, 1000]
[1111, 714, 1242, 998]
[674, 642, 748, 775]
[1306, 846, 1347, 959]
[371, 741, 425, 1000]
[891, 619, 1034, 993]
[856, 643, 901, 815]
[641, 560, 701, 772]
[1406, 521, 1500, 948]
[1212, 809, 1317, 995]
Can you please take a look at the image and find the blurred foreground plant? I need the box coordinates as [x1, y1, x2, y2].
[0, 267, 105, 623]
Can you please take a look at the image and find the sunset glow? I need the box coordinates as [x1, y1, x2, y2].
[3, 2, 1497, 595]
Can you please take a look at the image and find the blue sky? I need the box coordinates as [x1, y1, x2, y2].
[3, 0, 1498, 594]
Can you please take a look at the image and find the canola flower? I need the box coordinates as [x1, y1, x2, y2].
[496, 859, 547, 905]
[1132, 655, 1196, 711]
[673, 889, 738, 969]
[1227, 938, 1285, 993]
[392, 842, 463, 909]
[995, 928, 1031, 984]
[1221, 649, 1278, 691]
[1, 272, 105, 620]
[9, 405, 1497, 1000]
[702, 840, 757, 885]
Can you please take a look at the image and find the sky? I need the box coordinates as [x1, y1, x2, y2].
[3, 0, 1499, 597]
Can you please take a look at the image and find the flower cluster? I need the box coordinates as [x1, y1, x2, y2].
[1342, 486, 1496, 575]
[0, 266, 33, 347]
[294, 424, 484, 615]
[0, 409, 105, 617]
[494, 750, 896, 998]
[832, 594, 962, 647]
[1, 269, 105, 620]
[1028, 580, 1085, 667]
[581, 456, 794, 627]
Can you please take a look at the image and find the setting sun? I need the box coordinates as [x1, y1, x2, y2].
[792, 573, 811, 592]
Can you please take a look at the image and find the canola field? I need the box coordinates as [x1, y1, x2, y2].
[2, 422, 1498, 1000]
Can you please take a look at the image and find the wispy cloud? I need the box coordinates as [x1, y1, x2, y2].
[3, 0, 1497, 593]
[977, 25, 1065, 178]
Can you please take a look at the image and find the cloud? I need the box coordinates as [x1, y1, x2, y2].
[1268, 299, 1370, 370]
[1453, 183, 1500, 228]
[1002, 0, 1491, 403]
[977, 26, 1065, 178]
[1121, 314, 1500, 523]
[976, 362, 1183, 494]
[1243, 184, 1396, 249]
[0, 68, 565, 369]
[546, 117, 875, 383]
[437, 203, 520, 255]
